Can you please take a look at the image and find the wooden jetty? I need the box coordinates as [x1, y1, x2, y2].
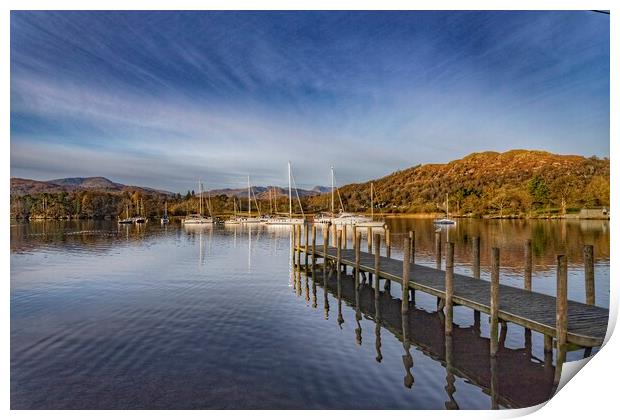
[298, 268, 556, 408]
[292, 225, 609, 356]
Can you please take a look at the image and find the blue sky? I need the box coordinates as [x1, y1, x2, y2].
[10, 11, 609, 192]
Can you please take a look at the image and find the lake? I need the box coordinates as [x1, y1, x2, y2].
[10, 218, 610, 409]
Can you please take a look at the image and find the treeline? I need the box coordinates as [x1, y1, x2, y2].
[10, 189, 304, 220]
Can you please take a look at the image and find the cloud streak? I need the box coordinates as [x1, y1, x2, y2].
[10, 11, 610, 192]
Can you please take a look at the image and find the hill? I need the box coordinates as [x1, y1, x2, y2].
[11, 176, 173, 196]
[205, 185, 325, 199]
[305, 150, 610, 216]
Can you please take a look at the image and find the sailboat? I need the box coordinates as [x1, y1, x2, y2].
[240, 176, 263, 224]
[265, 162, 305, 225]
[118, 204, 133, 224]
[313, 167, 383, 228]
[160, 201, 169, 224]
[183, 180, 213, 225]
[224, 197, 243, 225]
[434, 193, 457, 225]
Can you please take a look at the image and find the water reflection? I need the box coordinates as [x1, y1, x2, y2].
[307, 267, 557, 409]
[10, 219, 608, 409]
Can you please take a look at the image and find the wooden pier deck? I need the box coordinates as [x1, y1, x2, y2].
[293, 242, 608, 348]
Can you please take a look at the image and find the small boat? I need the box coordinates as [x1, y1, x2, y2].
[161, 202, 169, 224]
[182, 180, 214, 225]
[434, 193, 456, 225]
[118, 205, 134, 224]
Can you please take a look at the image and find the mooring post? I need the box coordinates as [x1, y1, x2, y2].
[323, 225, 330, 275]
[472, 236, 481, 325]
[435, 231, 442, 270]
[408, 231, 416, 303]
[374, 233, 381, 300]
[367, 226, 373, 253]
[445, 242, 455, 335]
[342, 225, 347, 250]
[386, 228, 391, 258]
[291, 224, 296, 266]
[352, 226, 357, 252]
[336, 235, 342, 282]
[490, 247, 500, 357]
[525, 239, 532, 290]
[304, 223, 309, 268]
[355, 232, 361, 290]
[472, 236, 480, 279]
[401, 236, 411, 315]
[554, 254, 568, 387]
[332, 224, 337, 247]
[584, 245, 595, 306]
[296, 225, 302, 267]
[311, 224, 317, 267]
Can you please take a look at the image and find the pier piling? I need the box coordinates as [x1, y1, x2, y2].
[401, 237, 411, 315]
[490, 247, 500, 357]
[525, 239, 532, 291]
[555, 254, 568, 386]
[311, 224, 317, 268]
[435, 231, 442, 270]
[304, 223, 309, 268]
[374, 233, 381, 300]
[386, 228, 391, 258]
[445, 242, 455, 335]
[584, 245, 595, 306]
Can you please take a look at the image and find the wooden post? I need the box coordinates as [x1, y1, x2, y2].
[311, 224, 317, 267]
[352, 226, 357, 251]
[355, 232, 361, 290]
[323, 226, 330, 274]
[401, 236, 411, 315]
[445, 242, 454, 335]
[544, 335, 553, 354]
[291, 225, 296, 265]
[435, 231, 442, 270]
[367, 226, 372, 253]
[336, 235, 342, 282]
[342, 225, 347, 250]
[490, 247, 500, 357]
[472, 236, 481, 325]
[409, 231, 415, 264]
[584, 245, 595, 306]
[524, 239, 532, 291]
[374, 233, 381, 300]
[386, 228, 391, 258]
[304, 223, 309, 268]
[296, 225, 302, 267]
[472, 236, 480, 279]
[555, 254, 568, 387]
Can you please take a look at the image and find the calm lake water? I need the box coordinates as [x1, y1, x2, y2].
[10, 218, 609, 409]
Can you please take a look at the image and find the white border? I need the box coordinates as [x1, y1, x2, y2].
[3, 2, 616, 419]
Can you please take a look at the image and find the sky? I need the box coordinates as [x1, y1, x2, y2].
[10, 11, 610, 193]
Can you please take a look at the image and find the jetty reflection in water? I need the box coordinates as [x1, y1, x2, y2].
[299, 266, 556, 409]
[10, 219, 609, 409]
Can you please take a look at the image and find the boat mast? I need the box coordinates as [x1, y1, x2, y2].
[288, 161, 292, 218]
[331, 166, 335, 215]
[199, 180, 202, 216]
[248, 176, 251, 216]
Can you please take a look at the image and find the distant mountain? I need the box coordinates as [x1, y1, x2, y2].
[312, 186, 331, 194]
[10, 176, 173, 196]
[47, 177, 123, 189]
[206, 185, 326, 199]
